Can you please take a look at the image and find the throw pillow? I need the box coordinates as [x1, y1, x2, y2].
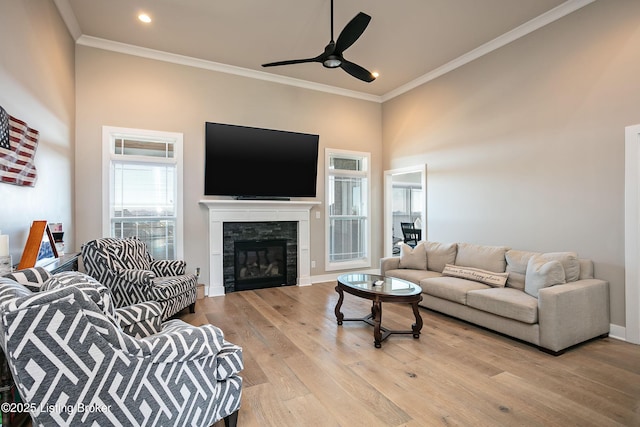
[524, 256, 566, 298]
[442, 264, 509, 287]
[399, 242, 427, 270]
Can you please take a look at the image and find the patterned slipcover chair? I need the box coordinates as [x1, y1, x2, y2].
[81, 237, 198, 320]
[0, 271, 243, 427]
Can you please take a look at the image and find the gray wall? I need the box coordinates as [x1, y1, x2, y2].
[382, 0, 640, 327]
[74, 46, 382, 285]
[0, 0, 75, 262]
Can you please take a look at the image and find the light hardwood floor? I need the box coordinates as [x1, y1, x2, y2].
[180, 282, 640, 427]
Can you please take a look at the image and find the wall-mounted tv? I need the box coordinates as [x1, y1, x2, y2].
[204, 122, 319, 199]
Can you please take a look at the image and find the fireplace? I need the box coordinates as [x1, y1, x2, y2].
[223, 221, 297, 292]
[234, 239, 287, 291]
[199, 199, 320, 296]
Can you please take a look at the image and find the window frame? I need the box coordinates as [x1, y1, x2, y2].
[324, 148, 371, 271]
[101, 126, 185, 259]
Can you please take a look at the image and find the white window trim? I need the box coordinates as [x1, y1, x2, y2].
[324, 148, 371, 271]
[101, 126, 185, 259]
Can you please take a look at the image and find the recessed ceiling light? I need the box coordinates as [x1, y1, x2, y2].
[372, 71, 380, 78]
[138, 13, 152, 23]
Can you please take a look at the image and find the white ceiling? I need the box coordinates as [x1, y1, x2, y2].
[55, 0, 593, 101]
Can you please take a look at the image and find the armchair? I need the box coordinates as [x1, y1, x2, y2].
[81, 237, 198, 320]
[0, 272, 243, 427]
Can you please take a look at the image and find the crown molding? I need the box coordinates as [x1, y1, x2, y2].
[381, 0, 596, 102]
[76, 35, 382, 103]
[53, 0, 81, 40]
[59, 0, 595, 104]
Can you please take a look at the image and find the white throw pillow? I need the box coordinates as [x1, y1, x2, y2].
[524, 256, 566, 298]
[442, 264, 509, 287]
[398, 242, 427, 270]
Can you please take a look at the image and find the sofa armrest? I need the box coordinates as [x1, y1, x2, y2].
[380, 257, 401, 276]
[538, 278, 610, 352]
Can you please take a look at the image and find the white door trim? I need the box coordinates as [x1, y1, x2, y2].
[383, 165, 427, 258]
[624, 124, 640, 344]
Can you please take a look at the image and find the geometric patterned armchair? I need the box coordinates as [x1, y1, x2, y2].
[81, 237, 198, 320]
[0, 271, 242, 427]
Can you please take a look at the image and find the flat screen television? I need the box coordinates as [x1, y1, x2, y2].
[204, 122, 319, 198]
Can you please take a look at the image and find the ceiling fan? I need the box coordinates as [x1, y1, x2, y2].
[261, 0, 376, 83]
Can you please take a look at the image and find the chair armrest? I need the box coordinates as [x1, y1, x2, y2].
[380, 257, 401, 276]
[2, 267, 52, 292]
[116, 301, 163, 338]
[139, 319, 228, 363]
[150, 259, 187, 276]
[538, 278, 610, 352]
[216, 341, 244, 380]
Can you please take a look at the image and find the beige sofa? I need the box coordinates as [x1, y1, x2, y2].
[380, 241, 610, 354]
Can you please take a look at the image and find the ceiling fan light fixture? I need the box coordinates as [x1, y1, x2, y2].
[323, 56, 342, 68]
[261, 1, 375, 83]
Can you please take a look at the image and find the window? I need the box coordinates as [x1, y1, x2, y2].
[102, 126, 184, 260]
[325, 149, 371, 270]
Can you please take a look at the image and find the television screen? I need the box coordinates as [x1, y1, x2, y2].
[204, 122, 319, 198]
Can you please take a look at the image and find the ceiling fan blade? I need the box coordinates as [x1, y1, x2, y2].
[340, 60, 376, 83]
[334, 12, 371, 55]
[262, 57, 319, 67]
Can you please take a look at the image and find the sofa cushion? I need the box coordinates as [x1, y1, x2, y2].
[524, 256, 566, 298]
[505, 250, 540, 291]
[455, 242, 508, 273]
[540, 252, 580, 282]
[424, 241, 457, 273]
[385, 268, 442, 285]
[442, 264, 508, 287]
[421, 276, 490, 305]
[467, 288, 539, 324]
[398, 242, 427, 270]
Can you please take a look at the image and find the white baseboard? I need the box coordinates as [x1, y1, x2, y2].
[608, 324, 627, 342]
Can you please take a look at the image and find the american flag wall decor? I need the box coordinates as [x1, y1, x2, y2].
[0, 106, 40, 187]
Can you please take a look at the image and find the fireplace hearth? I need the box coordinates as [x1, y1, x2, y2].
[234, 239, 287, 291]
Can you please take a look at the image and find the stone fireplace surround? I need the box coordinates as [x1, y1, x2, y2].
[199, 200, 320, 296]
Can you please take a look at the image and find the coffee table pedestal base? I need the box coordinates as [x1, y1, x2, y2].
[335, 284, 423, 348]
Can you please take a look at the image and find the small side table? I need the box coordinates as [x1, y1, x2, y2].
[43, 253, 80, 274]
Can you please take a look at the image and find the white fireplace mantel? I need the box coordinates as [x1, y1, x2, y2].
[199, 199, 320, 296]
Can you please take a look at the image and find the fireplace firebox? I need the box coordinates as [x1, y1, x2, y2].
[234, 239, 288, 291]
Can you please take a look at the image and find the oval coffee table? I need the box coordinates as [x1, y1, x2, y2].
[335, 273, 423, 348]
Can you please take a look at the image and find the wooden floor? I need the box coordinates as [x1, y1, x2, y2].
[180, 282, 640, 427]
